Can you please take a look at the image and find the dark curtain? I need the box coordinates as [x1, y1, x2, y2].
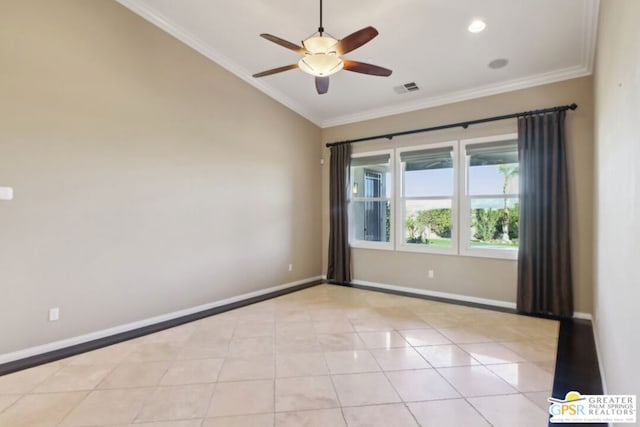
[327, 143, 351, 284]
[517, 111, 573, 317]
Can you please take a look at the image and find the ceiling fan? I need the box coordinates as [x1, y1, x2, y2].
[252, 0, 392, 95]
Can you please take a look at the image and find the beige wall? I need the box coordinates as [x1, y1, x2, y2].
[593, 0, 640, 394]
[0, 1, 321, 355]
[322, 77, 594, 313]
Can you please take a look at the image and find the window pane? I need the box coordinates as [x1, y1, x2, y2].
[351, 154, 390, 167]
[404, 199, 452, 247]
[352, 200, 391, 242]
[467, 142, 519, 196]
[469, 197, 519, 248]
[466, 140, 517, 162]
[351, 155, 391, 198]
[468, 163, 519, 196]
[402, 147, 454, 198]
[400, 147, 453, 170]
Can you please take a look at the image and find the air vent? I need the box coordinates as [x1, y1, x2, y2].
[393, 82, 420, 94]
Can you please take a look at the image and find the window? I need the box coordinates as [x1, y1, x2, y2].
[348, 133, 519, 259]
[398, 143, 457, 254]
[349, 151, 393, 249]
[460, 135, 519, 259]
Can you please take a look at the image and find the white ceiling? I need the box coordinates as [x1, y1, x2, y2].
[118, 0, 599, 128]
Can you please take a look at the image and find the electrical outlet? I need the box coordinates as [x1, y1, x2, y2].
[428, 270, 434, 279]
[288, 264, 293, 272]
[49, 307, 60, 322]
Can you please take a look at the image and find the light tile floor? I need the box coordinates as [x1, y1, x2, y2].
[0, 284, 559, 426]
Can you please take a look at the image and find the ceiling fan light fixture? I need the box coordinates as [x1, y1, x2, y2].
[253, 0, 391, 93]
[302, 35, 338, 54]
[298, 54, 344, 77]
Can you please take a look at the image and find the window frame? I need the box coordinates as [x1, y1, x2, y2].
[348, 149, 395, 251]
[348, 133, 519, 261]
[459, 134, 519, 260]
[396, 141, 459, 255]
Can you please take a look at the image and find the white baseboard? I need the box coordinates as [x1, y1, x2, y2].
[350, 280, 517, 309]
[350, 280, 594, 321]
[573, 311, 593, 320]
[0, 276, 322, 365]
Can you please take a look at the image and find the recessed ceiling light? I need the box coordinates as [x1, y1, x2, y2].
[488, 58, 509, 69]
[468, 19, 486, 33]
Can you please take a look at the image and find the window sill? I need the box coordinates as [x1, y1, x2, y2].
[396, 243, 458, 256]
[350, 241, 394, 251]
[459, 247, 518, 260]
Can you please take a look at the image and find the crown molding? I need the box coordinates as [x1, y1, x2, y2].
[117, 0, 599, 130]
[116, 0, 321, 126]
[319, 64, 592, 128]
[582, 0, 600, 74]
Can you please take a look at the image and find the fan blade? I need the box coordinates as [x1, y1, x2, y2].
[260, 34, 306, 54]
[253, 64, 299, 78]
[315, 76, 329, 95]
[343, 60, 392, 76]
[334, 26, 379, 55]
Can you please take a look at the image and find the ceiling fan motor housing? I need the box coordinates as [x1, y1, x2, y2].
[299, 34, 343, 77]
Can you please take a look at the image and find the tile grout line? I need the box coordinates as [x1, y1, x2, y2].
[405, 330, 483, 426]
[321, 323, 351, 427]
[272, 320, 277, 424]
[1, 284, 560, 426]
[381, 324, 430, 427]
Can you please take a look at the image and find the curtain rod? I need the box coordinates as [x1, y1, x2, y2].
[325, 103, 578, 147]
